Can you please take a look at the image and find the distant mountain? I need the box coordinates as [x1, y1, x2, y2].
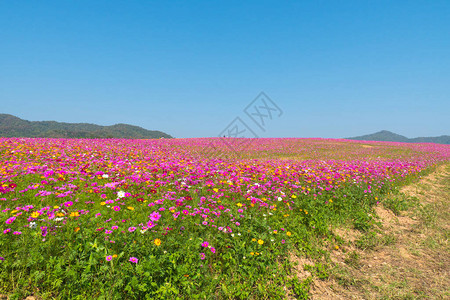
[0, 114, 173, 139]
[346, 130, 449, 145]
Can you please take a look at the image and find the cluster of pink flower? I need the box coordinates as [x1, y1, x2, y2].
[0, 137, 448, 263]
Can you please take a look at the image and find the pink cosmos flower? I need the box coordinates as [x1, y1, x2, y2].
[112, 206, 120, 211]
[199, 253, 206, 260]
[129, 257, 138, 263]
[128, 227, 136, 232]
[5, 217, 16, 224]
[146, 220, 156, 229]
[149, 211, 161, 222]
[106, 255, 112, 261]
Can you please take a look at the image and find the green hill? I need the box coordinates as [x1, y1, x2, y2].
[0, 114, 173, 139]
[346, 130, 449, 145]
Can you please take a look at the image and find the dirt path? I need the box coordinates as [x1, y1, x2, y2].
[310, 163, 450, 299]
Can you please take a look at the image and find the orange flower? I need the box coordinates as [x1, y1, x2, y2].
[74, 227, 80, 232]
[154, 238, 161, 246]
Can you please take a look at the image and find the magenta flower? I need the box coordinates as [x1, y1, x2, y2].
[41, 226, 47, 237]
[113, 206, 120, 211]
[3, 228, 11, 234]
[146, 220, 156, 229]
[201, 241, 209, 248]
[149, 211, 161, 222]
[129, 257, 138, 263]
[13, 231, 22, 235]
[5, 217, 16, 224]
[199, 253, 206, 260]
[111, 225, 118, 230]
[106, 255, 112, 261]
[128, 226, 136, 232]
[211, 247, 216, 253]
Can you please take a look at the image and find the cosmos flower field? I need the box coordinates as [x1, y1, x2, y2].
[1, 138, 449, 299]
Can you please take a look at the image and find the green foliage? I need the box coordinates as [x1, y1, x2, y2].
[289, 276, 312, 299]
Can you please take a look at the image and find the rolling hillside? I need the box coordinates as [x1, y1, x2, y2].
[347, 130, 449, 144]
[0, 114, 173, 139]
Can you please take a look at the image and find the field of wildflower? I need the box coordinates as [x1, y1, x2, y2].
[1, 137, 449, 299]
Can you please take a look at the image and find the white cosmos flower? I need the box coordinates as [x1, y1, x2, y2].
[102, 174, 109, 179]
[29, 222, 37, 229]
[278, 197, 282, 201]
[117, 191, 125, 198]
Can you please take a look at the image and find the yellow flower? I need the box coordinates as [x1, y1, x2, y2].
[100, 202, 106, 206]
[53, 206, 59, 209]
[257, 239, 264, 245]
[56, 212, 65, 217]
[31, 212, 40, 218]
[250, 252, 254, 256]
[112, 254, 118, 258]
[252, 238, 257, 242]
[213, 188, 219, 193]
[286, 231, 292, 236]
[291, 195, 297, 199]
[237, 203, 243, 207]
[10, 210, 18, 214]
[70, 212, 79, 217]
[335, 245, 339, 250]
[127, 206, 134, 210]
[154, 238, 161, 246]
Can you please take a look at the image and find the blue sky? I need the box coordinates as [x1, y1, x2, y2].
[1, 1, 449, 138]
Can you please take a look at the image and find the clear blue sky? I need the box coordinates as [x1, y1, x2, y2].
[1, 1, 449, 138]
